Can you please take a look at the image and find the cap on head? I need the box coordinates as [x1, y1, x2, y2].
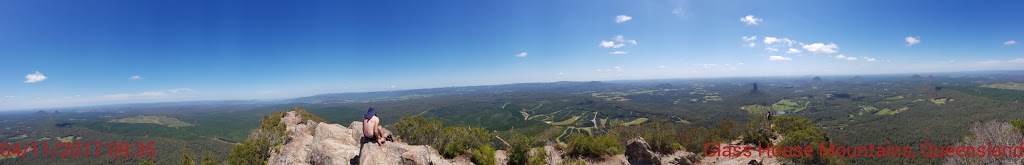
[364, 107, 377, 119]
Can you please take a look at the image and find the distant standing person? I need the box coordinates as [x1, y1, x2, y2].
[363, 107, 393, 145]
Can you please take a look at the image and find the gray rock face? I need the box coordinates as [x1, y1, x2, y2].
[626, 138, 661, 165]
[624, 138, 699, 165]
[266, 111, 463, 165]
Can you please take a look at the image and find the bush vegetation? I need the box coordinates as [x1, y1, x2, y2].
[527, 147, 547, 165]
[393, 115, 495, 159]
[471, 144, 496, 165]
[227, 107, 319, 164]
[564, 134, 623, 158]
[506, 133, 536, 165]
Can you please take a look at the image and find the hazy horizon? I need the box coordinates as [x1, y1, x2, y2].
[2, 0, 1023, 110]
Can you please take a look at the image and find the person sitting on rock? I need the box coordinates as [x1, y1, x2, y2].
[362, 107, 393, 145]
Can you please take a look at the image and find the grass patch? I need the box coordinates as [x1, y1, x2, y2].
[771, 99, 808, 112]
[980, 82, 1024, 91]
[550, 116, 581, 126]
[108, 115, 195, 127]
[874, 109, 897, 115]
[622, 118, 648, 126]
[930, 97, 951, 105]
[742, 104, 771, 115]
[7, 134, 27, 140]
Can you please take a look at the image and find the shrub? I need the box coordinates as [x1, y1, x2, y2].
[1011, 117, 1024, 134]
[394, 115, 443, 145]
[200, 151, 219, 165]
[507, 133, 535, 165]
[712, 119, 739, 140]
[742, 115, 773, 145]
[564, 134, 623, 158]
[394, 115, 493, 159]
[527, 147, 547, 165]
[229, 107, 313, 164]
[642, 120, 681, 154]
[471, 144, 496, 165]
[559, 158, 587, 165]
[182, 149, 195, 165]
[679, 127, 712, 152]
[438, 126, 492, 158]
[772, 116, 831, 164]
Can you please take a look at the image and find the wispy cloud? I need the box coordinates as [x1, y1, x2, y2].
[166, 88, 193, 93]
[802, 43, 839, 54]
[742, 36, 757, 42]
[609, 51, 627, 55]
[24, 71, 47, 83]
[105, 88, 193, 98]
[1004, 40, 1017, 46]
[905, 36, 920, 46]
[615, 15, 632, 23]
[599, 35, 637, 49]
[739, 15, 762, 25]
[763, 37, 795, 46]
[516, 52, 528, 58]
[977, 58, 1024, 65]
[786, 48, 801, 54]
[765, 47, 779, 52]
[768, 56, 792, 61]
[864, 57, 877, 62]
[129, 75, 144, 80]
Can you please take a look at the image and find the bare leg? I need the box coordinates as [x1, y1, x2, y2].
[375, 126, 385, 144]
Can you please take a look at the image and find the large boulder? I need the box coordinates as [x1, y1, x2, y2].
[626, 138, 661, 165]
[357, 141, 457, 165]
[266, 111, 464, 165]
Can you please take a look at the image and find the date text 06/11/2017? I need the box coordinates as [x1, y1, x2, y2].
[1, 141, 155, 159]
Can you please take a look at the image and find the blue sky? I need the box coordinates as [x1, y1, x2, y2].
[1, 0, 1022, 110]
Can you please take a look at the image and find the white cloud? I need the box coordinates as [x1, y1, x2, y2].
[609, 51, 628, 55]
[24, 71, 47, 83]
[103, 94, 133, 98]
[977, 58, 1024, 65]
[864, 57, 877, 62]
[516, 52, 528, 58]
[600, 41, 618, 48]
[737, 63, 745, 65]
[600, 35, 637, 49]
[129, 75, 143, 80]
[834, 54, 846, 59]
[743, 42, 757, 47]
[763, 37, 795, 46]
[615, 15, 632, 23]
[802, 43, 839, 54]
[845, 57, 858, 61]
[166, 88, 193, 93]
[786, 48, 801, 54]
[739, 15, 762, 25]
[672, 8, 684, 16]
[104, 88, 193, 99]
[768, 56, 792, 61]
[137, 92, 167, 97]
[905, 36, 920, 46]
[1005, 40, 1017, 46]
[3, 96, 14, 98]
[765, 47, 779, 52]
[742, 36, 757, 41]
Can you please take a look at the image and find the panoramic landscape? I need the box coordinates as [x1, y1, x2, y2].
[2, 0, 1023, 165]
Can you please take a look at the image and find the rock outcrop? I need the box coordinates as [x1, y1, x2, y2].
[266, 111, 462, 165]
[624, 138, 699, 165]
